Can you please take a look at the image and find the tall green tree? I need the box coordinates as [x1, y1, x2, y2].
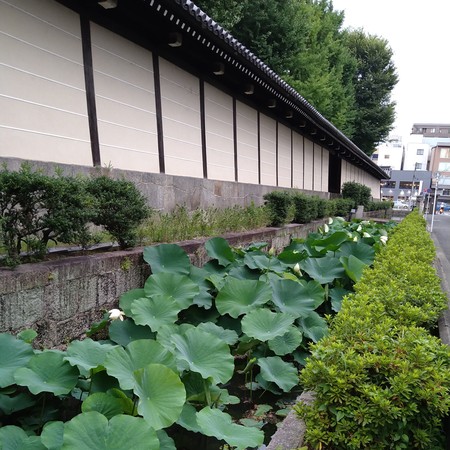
[344, 29, 398, 155]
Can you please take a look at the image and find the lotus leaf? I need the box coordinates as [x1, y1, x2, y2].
[340, 254, 368, 282]
[65, 339, 117, 376]
[143, 243, 191, 274]
[156, 430, 176, 450]
[118, 288, 146, 315]
[215, 277, 272, 318]
[171, 328, 234, 384]
[0, 392, 36, 415]
[205, 237, 235, 266]
[14, 351, 79, 396]
[108, 319, 155, 346]
[104, 339, 176, 390]
[298, 312, 328, 342]
[257, 356, 299, 392]
[0, 333, 34, 388]
[300, 256, 346, 284]
[268, 326, 303, 355]
[133, 364, 186, 430]
[336, 241, 375, 265]
[81, 392, 125, 419]
[0, 425, 45, 450]
[196, 406, 264, 450]
[241, 309, 295, 342]
[131, 295, 180, 331]
[270, 278, 322, 317]
[196, 322, 239, 345]
[41, 421, 64, 450]
[144, 273, 199, 309]
[61, 412, 159, 449]
[244, 251, 285, 273]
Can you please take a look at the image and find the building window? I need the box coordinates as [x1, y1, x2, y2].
[440, 148, 450, 158]
[399, 181, 413, 189]
[381, 180, 396, 188]
[438, 162, 450, 172]
[415, 163, 422, 170]
[439, 128, 449, 134]
[416, 149, 424, 155]
[384, 154, 390, 159]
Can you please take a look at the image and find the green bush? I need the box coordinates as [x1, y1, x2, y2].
[316, 197, 328, 219]
[367, 200, 391, 211]
[87, 176, 150, 249]
[263, 191, 295, 226]
[297, 212, 450, 449]
[292, 193, 316, 223]
[0, 165, 94, 265]
[328, 198, 354, 217]
[342, 181, 371, 208]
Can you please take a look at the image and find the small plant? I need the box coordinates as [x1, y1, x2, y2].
[86, 176, 150, 249]
[342, 181, 371, 208]
[263, 191, 295, 226]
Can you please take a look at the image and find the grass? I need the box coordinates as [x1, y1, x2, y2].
[136, 203, 270, 245]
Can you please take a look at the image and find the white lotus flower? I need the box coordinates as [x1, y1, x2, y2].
[356, 225, 362, 232]
[353, 236, 358, 242]
[380, 235, 388, 245]
[363, 232, 371, 238]
[323, 224, 329, 233]
[293, 263, 302, 275]
[108, 309, 125, 321]
[268, 247, 275, 256]
[328, 217, 333, 224]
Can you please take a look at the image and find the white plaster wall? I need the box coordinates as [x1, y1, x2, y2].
[204, 83, 234, 182]
[303, 138, 314, 190]
[90, 23, 159, 173]
[313, 143, 322, 191]
[292, 132, 304, 189]
[160, 58, 203, 178]
[259, 114, 277, 186]
[321, 148, 329, 192]
[278, 124, 291, 188]
[236, 101, 258, 184]
[0, 0, 91, 165]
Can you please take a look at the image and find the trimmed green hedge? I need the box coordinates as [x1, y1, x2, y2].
[297, 211, 450, 449]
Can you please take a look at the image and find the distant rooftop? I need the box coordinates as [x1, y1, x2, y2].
[411, 124, 450, 137]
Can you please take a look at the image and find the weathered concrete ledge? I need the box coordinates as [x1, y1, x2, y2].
[0, 221, 325, 348]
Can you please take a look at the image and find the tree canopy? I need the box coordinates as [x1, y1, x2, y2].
[195, 0, 398, 156]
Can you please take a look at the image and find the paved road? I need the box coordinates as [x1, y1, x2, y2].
[426, 212, 450, 345]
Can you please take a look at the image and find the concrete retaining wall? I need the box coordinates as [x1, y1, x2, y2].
[0, 222, 325, 348]
[0, 157, 327, 214]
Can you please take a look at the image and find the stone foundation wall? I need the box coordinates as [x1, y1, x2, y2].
[0, 222, 325, 348]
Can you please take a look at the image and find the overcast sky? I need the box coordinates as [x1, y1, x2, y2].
[331, 0, 450, 143]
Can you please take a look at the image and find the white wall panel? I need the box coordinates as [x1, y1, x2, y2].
[0, 0, 91, 165]
[303, 138, 314, 190]
[91, 23, 159, 172]
[260, 114, 276, 186]
[321, 148, 329, 192]
[278, 124, 291, 188]
[313, 144, 322, 191]
[160, 58, 203, 178]
[292, 132, 304, 189]
[236, 101, 258, 184]
[204, 83, 234, 181]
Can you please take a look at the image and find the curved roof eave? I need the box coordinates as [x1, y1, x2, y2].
[169, 0, 387, 179]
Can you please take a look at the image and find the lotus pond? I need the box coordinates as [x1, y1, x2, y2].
[0, 217, 395, 449]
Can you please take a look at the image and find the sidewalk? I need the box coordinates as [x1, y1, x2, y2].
[427, 213, 450, 346]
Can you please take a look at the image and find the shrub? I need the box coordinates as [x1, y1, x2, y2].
[367, 200, 391, 211]
[0, 165, 94, 265]
[297, 211, 450, 449]
[292, 193, 316, 223]
[316, 197, 328, 219]
[87, 176, 150, 249]
[342, 181, 371, 208]
[263, 191, 294, 226]
[328, 198, 354, 217]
